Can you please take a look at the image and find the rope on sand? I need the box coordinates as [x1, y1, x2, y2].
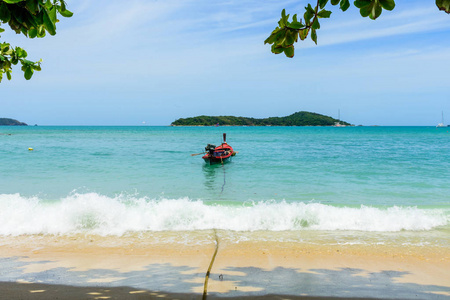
[203, 229, 219, 300]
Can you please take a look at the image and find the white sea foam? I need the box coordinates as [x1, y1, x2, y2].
[0, 193, 448, 236]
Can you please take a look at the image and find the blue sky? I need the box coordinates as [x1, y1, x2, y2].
[1, 0, 449, 126]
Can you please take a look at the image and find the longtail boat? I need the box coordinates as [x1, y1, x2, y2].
[201, 133, 236, 165]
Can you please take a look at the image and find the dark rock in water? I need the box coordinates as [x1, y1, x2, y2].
[0, 118, 28, 126]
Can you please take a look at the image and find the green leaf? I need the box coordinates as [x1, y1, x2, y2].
[26, 11, 39, 27]
[331, 0, 340, 5]
[285, 30, 298, 45]
[284, 46, 294, 58]
[42, 8, 56, 35]
[49, 6, 57, 24]
[271, 44, 284, 54]
[3, 0, 26, 3]
[304, 3, 315, 24]
[22, 59, 34, 65]
[372, 3, 383, 19]
[2, 60, 11, 69]
[280, 9, 289, 26]
[60, 0, 67, 11]
[278, 9, 289, 27]
[60, 8, 74, 19]
[312, 18, 320, 30]
[24, 66, 33, 80]
[0, 2, 12, 22]
[284, 31, 293, 46]
[436, 0, 450, 13]
[21, 27, 28, 36]
[319, 0, 329, 9]
[6, 70, 12, 80]
[357, 1, 380, 19]
[1, 42, 10, 52]
[288, 21, 303, 29]
[379, 0, 395, 10]
[354, 0, 371, 8]
[264, 28, 285, 44]
[264, 28, 280, 44]
[311, 28, 317, 44]
[29, 27, 37, 38]
[44, 0, 52, 9]
[15, 47, 27, 58]
[299, 28, 309, 40]
[355, 0, 388, 19]
[306, 4, 315, 14]
[359, 4, 372, 17]
[37, 24, 46, 37]
[26, 0, 39, 14]
[340, 0, 350, 11]
[317, 9, 332, 18]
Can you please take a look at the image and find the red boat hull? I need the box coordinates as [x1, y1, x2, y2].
[202, 143, 235, 164]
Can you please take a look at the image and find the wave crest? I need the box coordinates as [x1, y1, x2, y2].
[0, 193, 448, 236]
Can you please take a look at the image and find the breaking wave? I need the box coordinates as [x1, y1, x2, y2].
[0, 193, 448, 236]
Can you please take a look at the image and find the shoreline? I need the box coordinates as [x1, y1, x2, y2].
[0, 233, 449, 299]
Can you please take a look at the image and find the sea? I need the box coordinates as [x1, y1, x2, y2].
[0, 126, 449, 247]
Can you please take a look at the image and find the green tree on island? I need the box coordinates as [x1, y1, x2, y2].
[0, 0, 72, 82]
[171, 111, 351, 126]
[265, 0, 450, 58]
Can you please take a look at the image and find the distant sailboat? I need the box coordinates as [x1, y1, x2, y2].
[436, 111, 448, 128]
[333, 109, 346, 127]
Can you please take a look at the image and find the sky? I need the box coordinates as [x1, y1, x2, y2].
[1, 0, 450, 126]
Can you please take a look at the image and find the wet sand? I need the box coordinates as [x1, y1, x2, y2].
[0, 232, 449, 299]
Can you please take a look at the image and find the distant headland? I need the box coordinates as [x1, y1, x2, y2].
[171, 111, 352, 126]
[0, 118, 28, 126]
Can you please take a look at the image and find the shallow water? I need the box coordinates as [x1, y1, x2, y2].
[0, 126, 449, 245]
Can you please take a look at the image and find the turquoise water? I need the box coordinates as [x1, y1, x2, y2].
[0, 126, 449, 241]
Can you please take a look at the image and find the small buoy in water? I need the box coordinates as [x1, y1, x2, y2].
[28, 148, 33, 151]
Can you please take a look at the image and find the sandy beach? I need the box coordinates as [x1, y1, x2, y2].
[0, 231, 449, 299]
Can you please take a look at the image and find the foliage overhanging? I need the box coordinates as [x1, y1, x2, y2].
[265, 0, 450, 58]
[0, 0, 72, 82]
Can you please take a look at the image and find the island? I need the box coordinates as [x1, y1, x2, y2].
[171, 111, 352, 126]
[0, 118, 28, 126]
